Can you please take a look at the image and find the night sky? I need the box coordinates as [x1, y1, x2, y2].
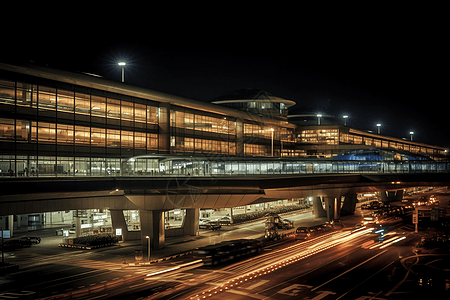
[3, 9, 448, 149]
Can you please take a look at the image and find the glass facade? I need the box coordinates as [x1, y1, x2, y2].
[0, 66, 448, 180]
[296, 126, 447, 160]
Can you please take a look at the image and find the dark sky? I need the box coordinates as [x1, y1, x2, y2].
[3, 9, 449, 149]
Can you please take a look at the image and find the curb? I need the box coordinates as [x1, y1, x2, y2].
[127, 250, 195, 266]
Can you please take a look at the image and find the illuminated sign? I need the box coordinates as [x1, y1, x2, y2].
[0, 230, 11, 238]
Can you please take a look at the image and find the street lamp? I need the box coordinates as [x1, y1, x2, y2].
[118, 62, 126, 82]
[410, 131, 414, 141]
[376, 124, 381, 134]
[317, 114, 322, 125]
[343, 115, 348, 126]
[270, 128, 274, 157]
[145, 235, 151, 262]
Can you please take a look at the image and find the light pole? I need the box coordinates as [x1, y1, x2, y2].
[145, 235, 151, 262]
[270, 128, 274, 157]
[317, 114, 322, 125]
[410, 131, 414, 141]
[118, 62, 126, 82]
[343, 115, 348, 126]
[377, 124, 381, 134]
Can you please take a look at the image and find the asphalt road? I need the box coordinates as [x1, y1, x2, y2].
[1, 188, 449, 300]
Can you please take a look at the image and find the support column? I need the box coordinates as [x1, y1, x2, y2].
[341, 193, 358, 215]
[380, 190, 404, 203]
[324, 198, 334, 222]
[333, 197, 341, 221]
[184, 208, 199, 236]
[110, 210, 129, 241]
[140, 210, 165, 251]
[74, 210, 81, 238]
[8, 215, 14, 237]
[313, 197, 327, 218]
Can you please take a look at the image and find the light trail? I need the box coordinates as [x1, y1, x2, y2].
[145, 259, 203, 277]
[189, 228, 374, 299]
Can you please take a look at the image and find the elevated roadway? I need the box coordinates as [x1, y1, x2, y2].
[1, 172, 450, 215]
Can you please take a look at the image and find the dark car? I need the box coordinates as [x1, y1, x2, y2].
[27, 237, 41, 244]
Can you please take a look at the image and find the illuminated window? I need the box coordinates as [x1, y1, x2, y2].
[37, 122, 56, 143]
[57, 89, 74, 112]
[185, 137, 194, 151]
[0, 79, 15, 104]
[121, 101, 134, 120]
[75, 126, 90, 145]
[91, 95, 106, 117]
[38, 86, 56, 110]
[15, 120, 30, 141]
[135, 104, 146, 123]
[16, 82, 34, 107]
[121, 130, 133, 148]
[107, 98, 120, 119]
[0, 118, 14, 140]
[57, 124, 74, 144]
[147, 106, 158, 124]
[107, 129, 120, 147]
[91, 128, 105, 147]
[135, 132, 146, 149]
[147, 133, 158, 150]
[75, 92, 90, 115]
[185, 113, 194, 130]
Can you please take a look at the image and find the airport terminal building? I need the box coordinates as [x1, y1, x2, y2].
[0, 63, 447, 179]
[0, 63, 448, 242]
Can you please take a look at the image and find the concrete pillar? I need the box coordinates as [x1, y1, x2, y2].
[341, 193, 358, 215]
[313, 197, 327, 218]
[324, 198, 334, 222]
[333, 197, 341, 221]
[110, 210, 129, 241]
[380, 190, 404, 203]
[8, 215, 14, 237]
[140, 210, 165, 251]
[74, 211, 81, 238]
[184, 208, 199, 236]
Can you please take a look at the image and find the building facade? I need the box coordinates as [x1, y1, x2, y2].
[0, 63, 447, 179]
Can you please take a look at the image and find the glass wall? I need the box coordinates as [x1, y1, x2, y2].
[0, 78, 162, 155]
[300, 129, 338, 144]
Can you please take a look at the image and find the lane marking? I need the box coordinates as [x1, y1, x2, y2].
[246, 279, 270, 290]
[226, 289, 266, 299]
[335, 260, 395, 300]
[311, 250, 388, 291]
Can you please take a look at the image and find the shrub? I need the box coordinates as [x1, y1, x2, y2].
[73, 234, 118, 246]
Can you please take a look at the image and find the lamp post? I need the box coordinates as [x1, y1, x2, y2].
[270, 128, 274, 157]
[343, 115, 348, 126]
[145, 235, 151, 262]
[377, 124, 381, 134]
[118, 62, 126, 82]
[317, 114, 322, 125]
[410, 131, 414, 141]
